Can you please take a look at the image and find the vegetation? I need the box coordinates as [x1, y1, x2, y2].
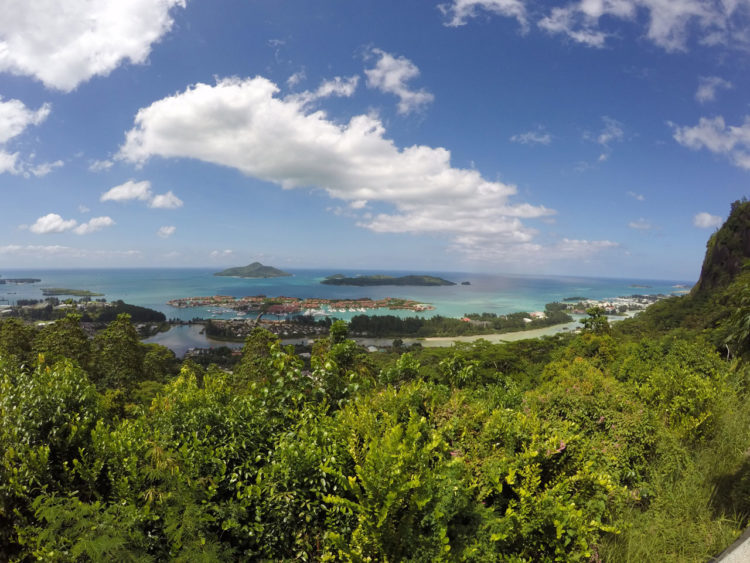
[214, 261, 291, 278]
[1, 200, 750, 561]
[322, 273, 456, 286]
[349, 304, 572, 337]
[40, 288, 104, 297]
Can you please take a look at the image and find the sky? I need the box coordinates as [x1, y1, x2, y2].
[0, 0, 748, 280]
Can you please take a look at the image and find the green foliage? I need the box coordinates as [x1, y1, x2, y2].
[32, 313, 91, 368]
[0, 359, 101, 557]
[4, 261, 750, 562]
[91, 313, 145, 392]
[581, 306, 610, 335]
[0, 317, 35, 365]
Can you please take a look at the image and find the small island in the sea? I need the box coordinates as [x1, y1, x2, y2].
[214, 262, 292, 278]
[41, 288, 104, 297]
[0, 278, 41, 284]
[321, 274, 456, 287]
[629, 284, 652, 289]
[461, 281, 471, 286]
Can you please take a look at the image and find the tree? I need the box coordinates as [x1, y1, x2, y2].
[581, 307, 610, 335]
[0, 318, 35, 365]
[91, 313, 144, 392]
[32, 314, 91, 368]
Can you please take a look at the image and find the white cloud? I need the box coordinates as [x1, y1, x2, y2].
[0, 97, 50, 144]
[89, 159, 114, 172]
[443, 0, 750, 52]
[586, 116, 624, 161]
[350, 199, 368, 209]
[693, 211, 723, 228]
[0, 97, 54, 176]
[73, 216, 115, 235]
[597, 116, 624, 146]
[672, 115, 750, 169]
[210, 249, 234, 258]
[157, 225, 176, 238]
[365, 49, 434, 115]
[0, 151, 19, 174]
[627, 191, 645, 201]
[28, 159, 64, 177]
[287, 70, 306, 88]
[288, 76, 360, 107]
[0, 0, 187, 92]
[695, 76, 733, 103]
[150, 190, 183, 209]
[101, 179, 153, 202]
[29, 213, 78, 234]
[628, 218, 652, 230]
[28, 213, 114, 235]
[440, 0, 528, 29]
[101, 179, 182, 208]
[78, 205, 90, 213]
[510, 129, 552, 145]
[118, 76, 557, 261]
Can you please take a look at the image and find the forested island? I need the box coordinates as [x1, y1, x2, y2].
[214, 262, 291, 278]
[1, 199, 750, 562]
[322, 273, 456, 286]
[41, 288, 104, 297]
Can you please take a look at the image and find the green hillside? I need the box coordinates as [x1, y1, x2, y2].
[214, 261, 291, 278]
[1, 199, 750, 561]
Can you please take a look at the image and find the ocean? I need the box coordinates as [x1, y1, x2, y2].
[0, 267, 692, 321]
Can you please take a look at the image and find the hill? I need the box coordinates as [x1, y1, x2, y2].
[693, 198, 750, 295]
[214, 262, 291, 278]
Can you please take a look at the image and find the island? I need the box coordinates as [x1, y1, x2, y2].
[321, 274, 456, 286]
[1, 278, 41, 284]
[41, 288, 104, 297]
[214, 262, 291, 278]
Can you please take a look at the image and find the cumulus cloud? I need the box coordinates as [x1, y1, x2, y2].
[73, 216, 115, 235]
[442, 0, 750, 52]
[0, 0, 187, 91]
[118, 76, 566, 261]
[28, 213, 114, 235]
[157, 225, 176, 238]
[696, 76, 733, 103]
[510, 128, 552, 145]
[672, 115, 750, 169]
[288, 76, 359, 107]
[440, 0, 528, 29]
[628, 218, 652, 230]
[0, 97, 59, 176]
[29, 213, 78, 234]
[150, 190, 183, 209]
[365, 49, 434, 115]
[0, 97, 51, 144]
[693, 211, 723, 228]
[101, 179, 153, 202]
[210, 249, 234, 258]
[101, 179, 183, 208]
[89, 159, 114, 172]
[28, 159, 64, 177]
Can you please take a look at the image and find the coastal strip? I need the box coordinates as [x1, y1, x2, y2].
[167, 294, 435, 314]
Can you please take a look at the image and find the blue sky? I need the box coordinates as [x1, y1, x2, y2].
[1, 0, 748, 280]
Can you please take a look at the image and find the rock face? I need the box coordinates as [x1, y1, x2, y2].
[694, 199, 750, 295]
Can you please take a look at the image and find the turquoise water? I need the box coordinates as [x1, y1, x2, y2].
[0, 268, 692, 321]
